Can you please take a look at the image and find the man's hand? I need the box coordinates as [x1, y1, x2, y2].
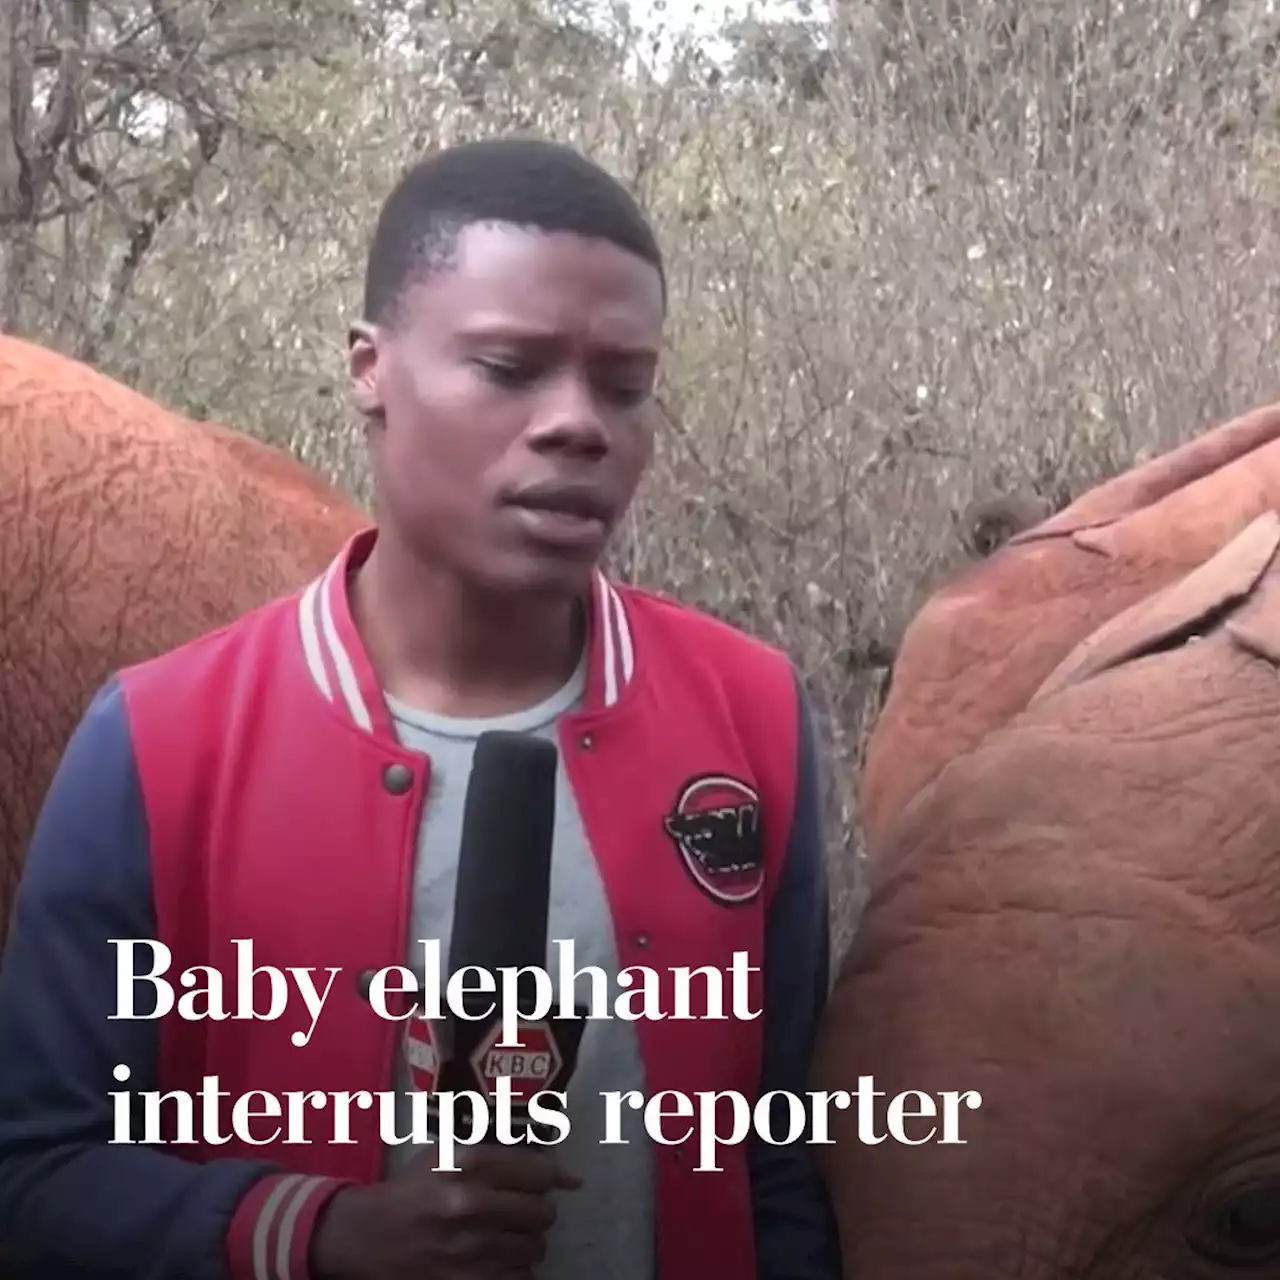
[309, 1144, 580, 1280]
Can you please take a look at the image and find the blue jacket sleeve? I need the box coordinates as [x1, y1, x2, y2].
[0, 679, 287, 1278]
[747, 667, 841, 1279]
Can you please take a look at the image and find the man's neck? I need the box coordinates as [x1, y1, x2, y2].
[349, 536, 585, 720]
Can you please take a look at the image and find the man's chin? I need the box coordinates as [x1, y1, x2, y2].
[472, 548, 599, 602]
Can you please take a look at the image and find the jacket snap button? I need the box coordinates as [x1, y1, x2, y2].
[355, 968, 377, 1001]
[579, 733, 593, 750]
[382, 763, 413, 794]
[635, 933, 650, 948]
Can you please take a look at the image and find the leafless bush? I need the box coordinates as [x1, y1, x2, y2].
[6, 0, 1280, 955]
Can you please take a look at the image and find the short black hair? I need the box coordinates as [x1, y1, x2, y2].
[362, 135, 666, 325]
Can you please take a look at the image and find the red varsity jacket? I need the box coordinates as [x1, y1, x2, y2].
[0, 526, 838, 1280]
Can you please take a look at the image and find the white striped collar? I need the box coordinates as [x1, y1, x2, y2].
[296, 528, 637, 735]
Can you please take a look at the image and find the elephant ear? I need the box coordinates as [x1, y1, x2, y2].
[1030, 510, 1280, 702]
[1006, 400, 1280, 547]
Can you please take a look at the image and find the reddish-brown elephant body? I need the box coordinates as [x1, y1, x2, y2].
[0, 334, 366, 940]
[860, 400, 1280, 856]
[820, 403, 1280, 1278]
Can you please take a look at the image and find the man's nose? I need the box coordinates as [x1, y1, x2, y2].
[526, 376, 609, 457]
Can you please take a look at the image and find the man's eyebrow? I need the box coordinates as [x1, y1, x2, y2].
[454, 322, 658, 358]
[455, 321, 559, 342]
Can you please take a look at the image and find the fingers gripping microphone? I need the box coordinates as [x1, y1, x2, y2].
[428, 730, 587, 1143]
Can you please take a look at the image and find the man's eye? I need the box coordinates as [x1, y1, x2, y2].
[605, 386, 651, 407]
[474, 358, 535, 387]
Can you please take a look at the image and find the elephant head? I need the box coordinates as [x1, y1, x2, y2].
[817, 506, 1280, 1278]
[860, 400, 1280, 859]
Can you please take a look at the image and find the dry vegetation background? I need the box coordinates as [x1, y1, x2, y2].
[4, 0, 1280, 955]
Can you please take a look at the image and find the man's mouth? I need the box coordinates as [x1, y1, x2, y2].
[504, 483, 612, 550]
[508, 482, 612, 522]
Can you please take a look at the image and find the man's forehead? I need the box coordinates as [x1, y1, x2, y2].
[401, 222, 663, 345]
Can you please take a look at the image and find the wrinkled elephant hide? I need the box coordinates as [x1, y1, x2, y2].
[0, 334, 367, 943]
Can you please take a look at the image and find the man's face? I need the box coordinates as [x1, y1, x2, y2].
[349, 221, 664, 598]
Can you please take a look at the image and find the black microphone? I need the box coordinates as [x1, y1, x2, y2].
[429, 730, 587, 1144]
[449, 730, 559, 975]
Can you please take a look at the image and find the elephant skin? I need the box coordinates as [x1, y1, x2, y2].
[0, 333, 367, 941]
[860, 401, 1280, 859]
[816, 508, 1280, 1277]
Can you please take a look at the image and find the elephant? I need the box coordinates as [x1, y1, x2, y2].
[816, 406, 1280, 1277]
[0, 333, 366, 942]
[859, 399, 1280, 858]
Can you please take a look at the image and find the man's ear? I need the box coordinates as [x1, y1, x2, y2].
[348, 320, 384, 419]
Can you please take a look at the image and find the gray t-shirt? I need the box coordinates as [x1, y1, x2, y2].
[383, 653, 653, 1280]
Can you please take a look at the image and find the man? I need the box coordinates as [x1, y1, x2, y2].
[0, 137, 839, 1280]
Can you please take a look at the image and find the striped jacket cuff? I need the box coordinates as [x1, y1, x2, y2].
[227, 1172, 351, 1280]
